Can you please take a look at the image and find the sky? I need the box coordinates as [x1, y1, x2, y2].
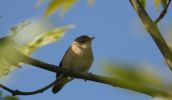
[1, 0, 172, 100]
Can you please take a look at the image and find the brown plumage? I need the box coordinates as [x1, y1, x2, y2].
[52, 76, 70, 93]
[52, 35, 94, 93]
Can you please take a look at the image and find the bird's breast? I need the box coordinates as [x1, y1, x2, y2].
[62, 44, 93, 72]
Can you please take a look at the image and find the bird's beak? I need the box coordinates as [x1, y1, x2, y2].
[91, 37, 95, 40]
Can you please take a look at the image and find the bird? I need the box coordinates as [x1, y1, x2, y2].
[52, 35, 94, 93]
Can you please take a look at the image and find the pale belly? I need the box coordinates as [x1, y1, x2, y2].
[62, 47, 93, 73]
[72, 59, 92, 72]
[63, 56, 92, 72]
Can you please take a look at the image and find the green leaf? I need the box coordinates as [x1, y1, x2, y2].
[61, 0, 77, 16]
[0, 91, 19, 100]
[42, 0, 93, 16]
[104, 62, 165, 89]
[0, 19, 74, 77]
[44, 0, 78, 16]
[19, 25, 74, 55]
[4, 96, 18, 100]
[0, 37, 20, 77]
[45, 0, 65, 16]
[154, 0, 161, 11]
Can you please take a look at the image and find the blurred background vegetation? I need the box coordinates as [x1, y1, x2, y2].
[0, 91, 18, 100]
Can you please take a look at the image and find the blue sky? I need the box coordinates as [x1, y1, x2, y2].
[1, 0, 172, 100]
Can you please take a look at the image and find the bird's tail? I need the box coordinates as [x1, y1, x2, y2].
[52, 77, 70, 93]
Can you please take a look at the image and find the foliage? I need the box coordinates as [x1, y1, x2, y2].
[0, 36, 19, 76]
[0, 20, 74, 77]
[104, 62, 166, 90]
[45, 0, 77, 16]
[36, 0, 94, 16]
[39, 0, 168, 17]
[17, 24, 74, 55]
[0, 91, 18, 100]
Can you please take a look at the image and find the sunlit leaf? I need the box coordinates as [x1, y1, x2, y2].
[11, 21, 32, 37]
[19, 25, 74, 55]
[0, 91, 18, 100]
[0, 37, 20, 77]
[0, 19, 74, 77]
[104, 62, 165, 89]
[4, 96, 18, 100]
[44, 0, 65, 16]
[42, 0, 93, 16]
[61, 0, 77, 16]
[45, 0, 78, 16]
[154, 0, 161, 11]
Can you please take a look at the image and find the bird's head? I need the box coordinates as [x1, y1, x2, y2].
[73, 35, 95, 48]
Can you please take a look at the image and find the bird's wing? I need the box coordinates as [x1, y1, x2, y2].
[59, 46, 71, 67]
[56, 46, 71, 78]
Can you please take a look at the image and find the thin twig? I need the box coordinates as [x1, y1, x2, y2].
[155, 0, 172, 24]
[0, 79, 58, 96]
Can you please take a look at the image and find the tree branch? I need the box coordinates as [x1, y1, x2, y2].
[2, 50, 167, 97]
[155, 0, 172, 24]
[129, 0, 172, 71]
[0, 79, 58, 96]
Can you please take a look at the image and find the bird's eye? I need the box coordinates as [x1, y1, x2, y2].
[79, 40, 84, 43]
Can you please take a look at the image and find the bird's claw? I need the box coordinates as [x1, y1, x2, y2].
[84, 72, 92, 82]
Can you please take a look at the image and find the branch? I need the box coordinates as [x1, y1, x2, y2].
[5, 50, 168, 97]
[155, 0, 172, 24]
[129, 0, 172, 71]
[0, 79, 58, 96]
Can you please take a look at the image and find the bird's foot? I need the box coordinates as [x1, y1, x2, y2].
[84, 72, 92, 82]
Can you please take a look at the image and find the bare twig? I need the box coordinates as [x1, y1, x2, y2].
[155, 0, 172, 24]
[5, 50, 168, 97]
[129, 0, 172, 71]
[0, 79, 58, 96]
